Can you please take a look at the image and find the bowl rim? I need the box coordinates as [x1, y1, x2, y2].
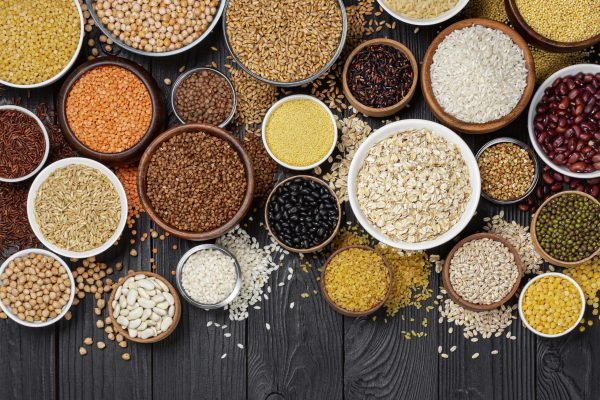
[56, 56, 167, 166]
[261, 94, 338, 171]
[0, 249, 75, 328]
[518, 272, 586, 338]
[442, 233, 524, 312]
[107, 270, 182, 343]
[0, 105, 50, 183]
[0, 0, 84, 89]
[263, 175, 342, 253]
[170, 67, 237, 128]
[527, 63, 600, 179]
[222, 0, 348, 87]
[85, 0, 226, 57]
[348, 119, 481, 251]
[26, 157, 128, 259]
[530, 190, 600, 267]
[320, 245, 393, 317]
[475, 137, 540, 204]
[421, 18, 536, 134]
[376, 0, 470, 26]
[174, 244, 242, 309]
[341, 38, 419, 118]
[137, 124, 255, 241]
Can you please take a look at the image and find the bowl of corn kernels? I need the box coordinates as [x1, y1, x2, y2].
[518, 273, 585, 338]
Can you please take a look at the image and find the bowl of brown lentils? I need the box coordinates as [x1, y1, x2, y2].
[138, 124, 255, 241]
[0, 249, 75, 328]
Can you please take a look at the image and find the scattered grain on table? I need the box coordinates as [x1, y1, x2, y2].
[227, 67, 278, 127]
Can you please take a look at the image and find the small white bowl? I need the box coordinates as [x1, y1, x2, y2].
[528, 64, 600, 180]
[27, 157, 128, 259]
[0, 105, 50, 183]
[377, 0, 470, 26]
[0, 0, 84, 89]
[262, 95, 338, 171]
[0, 249, 75, 328]
[348, 119, 481, 251]
[518, 273, 586, 338]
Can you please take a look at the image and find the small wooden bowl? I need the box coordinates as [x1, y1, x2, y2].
[108, 271, 182, 344]
[530, 191, 600, 268]
[57, 56, 166, 165]
[442, 233, 524, 312]
[137, 124, 255, 241]
[421, 18, 536, 134]
[505, 0, 600, 53]
[342, 38, 418, 118]
[264, 175, 342, 253]
[320, 245, 393, 317]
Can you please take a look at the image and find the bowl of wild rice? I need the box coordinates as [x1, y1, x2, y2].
[27, 157, 128, 259]
[377, 0, 470, 26]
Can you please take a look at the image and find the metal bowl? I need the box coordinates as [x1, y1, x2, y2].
[85, 0, 226, 57]
[222, 0, 348, 87]
[175, 244, 242, 310]
[476, 137, 540, 205]
[171, 67, 237, 127]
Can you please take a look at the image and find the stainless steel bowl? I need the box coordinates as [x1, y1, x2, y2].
[222, 0, 348, 87]
[175, 244, 242, 310]
[476, 137, 540, 205]
[171, 67, 237, 127]
[85, 0, 226, 57]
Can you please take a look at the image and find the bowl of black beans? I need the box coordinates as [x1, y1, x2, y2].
[265, 175, 341, 253]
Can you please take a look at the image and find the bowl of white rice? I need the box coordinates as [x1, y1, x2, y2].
[377, 0, 470, 26]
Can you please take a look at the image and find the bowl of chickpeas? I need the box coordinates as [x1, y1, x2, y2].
[0, 249, 75, 328]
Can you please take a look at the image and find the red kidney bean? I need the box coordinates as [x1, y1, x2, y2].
[518, 203, 529, 212]
[568, 153, 581, 164]
[590, 185, 600, 198]
[542, 172, 554, 184]
[569, 162, 587, 172]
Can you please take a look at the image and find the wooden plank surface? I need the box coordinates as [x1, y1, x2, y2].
[0, 1, 599, 399]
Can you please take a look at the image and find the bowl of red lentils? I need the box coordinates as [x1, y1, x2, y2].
[57, 56, 167, 165]
[137, 124, 255, 241]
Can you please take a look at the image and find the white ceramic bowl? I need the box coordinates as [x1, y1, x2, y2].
[528, 64, 600, 179]
[262, 95, 338, 171]
[0, 105, 50, 183]
[348, 119, 481, 251]
[27, 157, 128, 259]
[377, 0, 470, 26]
[518, 273, 586, 338]
[0, 0, 84, 89]
[0, 249, 75, 328]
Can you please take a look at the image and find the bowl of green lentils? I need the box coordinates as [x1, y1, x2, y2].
[0, 0, 84, 89]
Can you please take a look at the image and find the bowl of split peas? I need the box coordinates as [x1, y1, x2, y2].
[57, 56, 167, 165]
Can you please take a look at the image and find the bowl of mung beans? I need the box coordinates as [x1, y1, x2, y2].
[223, 0, 347, 87]
[530, 191, 600, 267]
[476, 138, 540, 204]
[518, 273, 585, 338]
[138, 124, 255, 241]
[0, 0, 84, 89]
[27, 157, 128, 259]
[57, 57, 167, 165]
[86, 0, 226, 57]
[0, 249, 75, 328]
[377, 0, 470, 26]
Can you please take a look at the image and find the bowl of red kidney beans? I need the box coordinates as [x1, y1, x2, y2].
[528, 64, 600, 179]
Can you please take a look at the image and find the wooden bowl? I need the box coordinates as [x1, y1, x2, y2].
[342, 38, 418, 118]
[442, 233, 524, 312]
[57, 56, 166, 166]
[505, 0, 600, 53]
[320, 245, 392, 317]
[108, 271, 181, 344]
[264, 175, 342, 253]
[530, 191, 600, 268]
[421, 18, 536, 134]
[137, 124, 255, 241]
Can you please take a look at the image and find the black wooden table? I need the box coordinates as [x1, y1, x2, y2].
[1, 2, 599, 399]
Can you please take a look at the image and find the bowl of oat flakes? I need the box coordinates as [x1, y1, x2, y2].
[348, 119, 480, 251]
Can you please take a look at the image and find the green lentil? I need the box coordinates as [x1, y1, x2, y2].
[324, 248, 390, 313]
[265, 99, 335, 168]
[0, 0, 81, 85]
[536, 194, 600, 262]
